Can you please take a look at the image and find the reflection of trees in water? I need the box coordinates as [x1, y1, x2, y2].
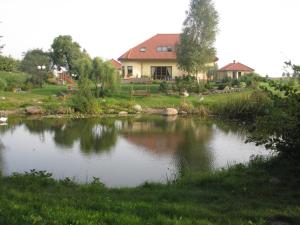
[23, 118, 118, 155]
[0, 116, 250, 172]
[53, 119, 118, 154]
[175, 119, 256, 177]
[0, 117, 24, 134]
[213, 120, 249, 139]
[175, 119, 214, 177]
[121, 116, 215, 176]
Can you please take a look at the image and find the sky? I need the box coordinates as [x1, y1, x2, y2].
[1, 0, 299, 77]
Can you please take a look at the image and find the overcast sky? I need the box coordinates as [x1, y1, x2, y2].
[1, 0, 299, 77]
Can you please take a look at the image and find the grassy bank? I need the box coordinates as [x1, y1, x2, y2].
[0, 157, 299, 225]
[0, 85, 68, 111]
[0, 84, 254, 116]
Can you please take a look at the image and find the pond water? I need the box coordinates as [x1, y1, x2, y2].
[0, 116, 268, 187]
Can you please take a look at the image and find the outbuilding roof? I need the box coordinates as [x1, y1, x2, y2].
[109, 59, 122, 70]
[219, 61, 254, 72]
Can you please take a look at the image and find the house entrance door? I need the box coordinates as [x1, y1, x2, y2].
[151, 66, 172, 80]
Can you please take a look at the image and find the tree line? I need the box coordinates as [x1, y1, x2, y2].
[0, 35, 118, 91]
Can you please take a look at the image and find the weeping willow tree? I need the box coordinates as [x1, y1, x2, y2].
[91, 57, 119, 97]
[176, 0, 219, 75]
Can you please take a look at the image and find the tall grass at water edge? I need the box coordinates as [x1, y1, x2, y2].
[211, 91, 272, 120]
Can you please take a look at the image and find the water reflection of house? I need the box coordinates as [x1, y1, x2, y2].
[123, 133, 183, 155]
[121, 119, 213, 155]
[121, 121, 181, 154]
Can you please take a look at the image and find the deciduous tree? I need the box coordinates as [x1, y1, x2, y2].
[176, 0, 218, 75]
[91, 57, 119, 97]
[20, 49, 51, 86]
[51, 35, 83, 75]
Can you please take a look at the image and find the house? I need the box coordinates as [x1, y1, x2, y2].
[216, 61, 254, 80]
[118, 34, 216, 80]
[109, 59, 122, 75]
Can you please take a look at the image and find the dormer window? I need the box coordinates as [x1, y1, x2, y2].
[162, 47, 168, 52]
[140, 47, 146, 52]
[157, 46, 173, 52]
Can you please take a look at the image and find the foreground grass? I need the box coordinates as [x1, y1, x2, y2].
[0, 157, 299, 225]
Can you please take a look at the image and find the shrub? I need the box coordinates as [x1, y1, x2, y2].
[159, 81, 171, 93]
[239, 72, 266, 87]
[249, 81, 300, 159]
[231, 79, 240, 87]
[21, 82, 33, 91]
[204, 82, 214, 90]
[174, 75, 208, 93]
[43, 101, 61, 114]
[0, 71, 30, 91]
[0, 55, 19, 72]
[70, 76, 100, 114]
[179, 100, 194, 113]
[70, 95, 100, 114]
[239, 82, 247, 88]
[217, 83, 226, 90]
[221, 77, 232, 84]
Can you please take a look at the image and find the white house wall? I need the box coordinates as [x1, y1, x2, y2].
[121, 60, 208, 80]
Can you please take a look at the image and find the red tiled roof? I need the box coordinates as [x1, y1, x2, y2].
[219, 62, 254, 72]
[118, 34, 180, 61]
[109, 59, 122, 70]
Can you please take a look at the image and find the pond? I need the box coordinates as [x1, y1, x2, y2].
[0, 116, 268, 187]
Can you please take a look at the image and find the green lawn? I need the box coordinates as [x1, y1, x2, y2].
[106, 83, 253, 109]
[0, 71, 30, 82]
[0, 85, 68, 110]
[31, 84, 68, 95]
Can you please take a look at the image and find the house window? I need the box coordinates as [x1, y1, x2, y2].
[151, 66, 172, 80]
[156, 47, 162, 52]
[140, 47, 146, 52]
[167, 47, 172, 52]
[127, 66, 133, 77]
[156, 46, 173, 52]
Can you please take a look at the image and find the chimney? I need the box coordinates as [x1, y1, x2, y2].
[233, 60, 236, 64]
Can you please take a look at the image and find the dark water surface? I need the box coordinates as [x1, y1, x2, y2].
[0, 116, 267, 187]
